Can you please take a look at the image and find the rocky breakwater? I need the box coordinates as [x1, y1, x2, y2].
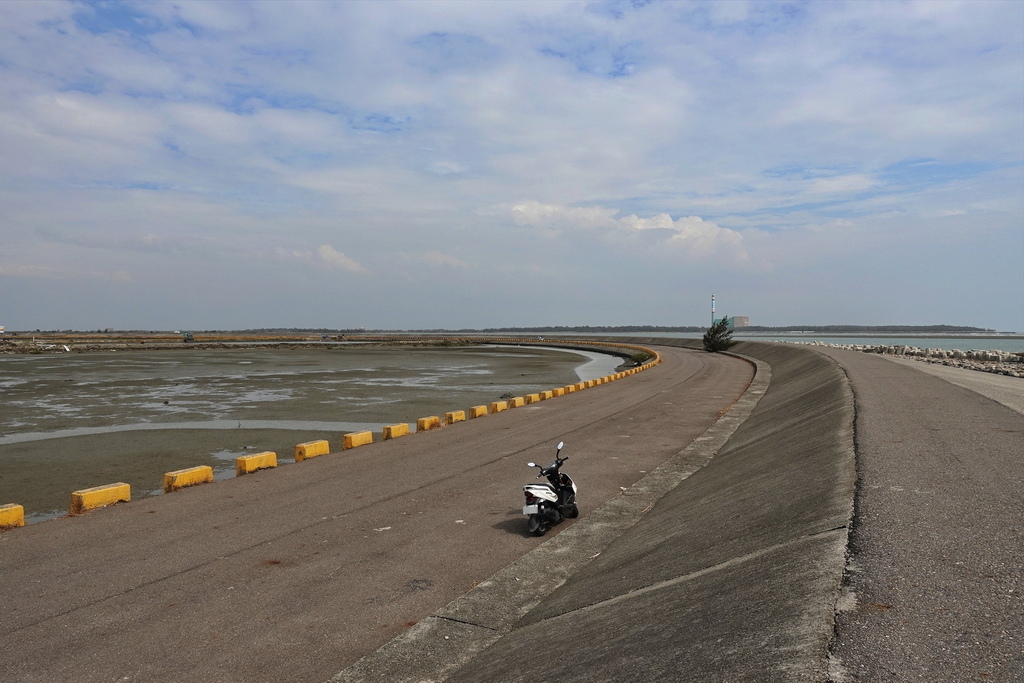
[797, 342, 1024, 378]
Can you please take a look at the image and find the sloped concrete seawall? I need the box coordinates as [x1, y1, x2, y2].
[336, 340, 857, 682]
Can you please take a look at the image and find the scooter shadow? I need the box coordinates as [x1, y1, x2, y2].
[493, 509, 535, 537]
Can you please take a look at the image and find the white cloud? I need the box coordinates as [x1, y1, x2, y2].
[806, 174, 878, 195]
[504, 202, 749, 265]
[279, 244, 369, 274]
[420, 251, 468, 268]
[507, 201, 619, 229]
[316, 245, 369, 273]
[0, 0, 1020, 330]
[0, 263, 132, 282]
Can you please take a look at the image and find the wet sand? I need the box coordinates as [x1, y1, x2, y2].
[1, 345, 607, 522]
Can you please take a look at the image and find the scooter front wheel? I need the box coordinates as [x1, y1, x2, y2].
[527, 514, 549, 536]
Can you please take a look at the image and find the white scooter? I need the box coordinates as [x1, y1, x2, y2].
[522, 441, 579, 536]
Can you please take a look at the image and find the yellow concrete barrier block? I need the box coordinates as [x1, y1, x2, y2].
[163, 466, 214, 493]
[295, 440, 330, 462]
[563, 385, 576, 394]
[552, 388, 564, 397]
[383, 423, 410, 440]
[540, 390, 554, 400]
[524, 394, 541, 404]
[344, 431, 374, 449]
[489, 400, 508, 413]
[508, 397, 525, 408]
[445, 410, 466, 425]
[235, 451, 277, 476]
[417, 416, 441, 432]
[0, 503, 25, 529]
[574, 382, 586, 391]
[71, 483, 131, 515]
[469, 405, 488, 418]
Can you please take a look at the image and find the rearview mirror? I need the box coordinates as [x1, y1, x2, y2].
[557, 441, 564, 450]
[527, 462, 536, 468]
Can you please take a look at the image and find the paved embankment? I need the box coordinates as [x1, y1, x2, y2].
[0, 345, 752, 682]
[335, 340, 858, 682]
[8, 338, 1012, 682]
[818, 349, 1023, 682]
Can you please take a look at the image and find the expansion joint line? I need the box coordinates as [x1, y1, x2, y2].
[432, 615, 500, 632]
[543, 526, 850, 624]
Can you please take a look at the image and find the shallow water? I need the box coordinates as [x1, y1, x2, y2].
[1, 345, 612, 522]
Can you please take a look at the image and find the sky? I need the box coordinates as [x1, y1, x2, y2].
[1, 0, 1022, 332]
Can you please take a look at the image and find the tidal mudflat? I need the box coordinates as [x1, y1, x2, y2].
[1, 345, 611, 522]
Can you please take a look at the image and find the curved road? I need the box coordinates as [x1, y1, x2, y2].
[819, 349, 1023, 681]
[0, 345, 752, 682]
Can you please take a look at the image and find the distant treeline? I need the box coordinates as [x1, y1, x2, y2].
[15, 324, 996, 334]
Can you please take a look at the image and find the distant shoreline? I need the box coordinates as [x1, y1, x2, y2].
[1, 325, 1017, 336]
[735, 332, 1024, 340]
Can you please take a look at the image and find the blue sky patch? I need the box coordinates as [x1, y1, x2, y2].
[409, 32, 498, 73]
[878, 158, 1002, 187]
[73, 0, 162, 37]
[538, 39, 641, 78]
[351, 113, 412, 134]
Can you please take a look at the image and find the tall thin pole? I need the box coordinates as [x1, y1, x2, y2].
[711, 293, 716, 325]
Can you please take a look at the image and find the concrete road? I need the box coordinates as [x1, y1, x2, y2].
[0, 345, 752, 683]
[819, 349, 1024, 681]
[402, 340, 853, 683]
[880, 355, 1024, 415]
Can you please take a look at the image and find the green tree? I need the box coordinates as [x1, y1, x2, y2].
[703, 317, 736, 353]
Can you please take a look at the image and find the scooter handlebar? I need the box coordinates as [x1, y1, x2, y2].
[537, 456, 569, 477]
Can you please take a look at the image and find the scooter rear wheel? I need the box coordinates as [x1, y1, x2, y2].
[527, 514, 549, 536]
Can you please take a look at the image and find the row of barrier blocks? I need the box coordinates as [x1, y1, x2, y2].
[1, 343, 661, 529]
